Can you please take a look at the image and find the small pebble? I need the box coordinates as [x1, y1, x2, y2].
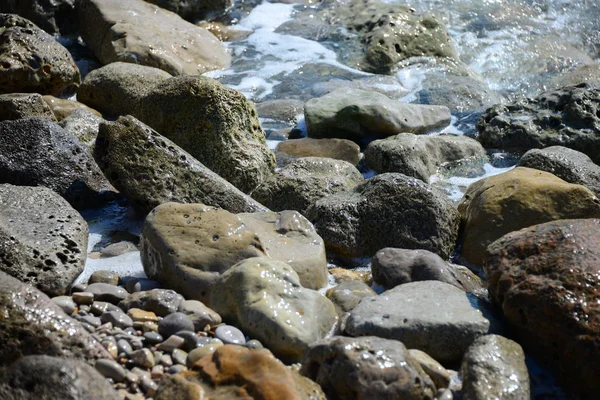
[167, 365, 187, 374]
[186, 339, 223, 366]
[70, 283, 87, 293]
[101, 310, 134, 329]
[86, 283, 128, 304]
[131, 348, 155, 369]
[95, 359, 127, 382]
[176, 330, 205, 351]
[245, 339, 264, 350]
[172, 349, 188, 366]
[158, 334, 184, 352]
[117, 339, 133, 355]
[52, 296, 76, 314]
[72, 291, 94, 305]
[91, 301, 119, 316]
[215, 325, 246, 345]
[141, 321, 159, 332]
[143, 331, 163, 345]
[159, 354, 173, 367]
[101, 340, 119, 358]
[80, 315, 102, 327]
[130, 339, 144, 350]
[151, 365, 164, 379]
[158, 312, 195, 339]
[89, 270, 119, 285]
[125, 278, 161, 293]
[127, 308, 159, 323]
[140, 376, 158, 396]
[95, 322, 114, 333]
[131, 367, 150, 380]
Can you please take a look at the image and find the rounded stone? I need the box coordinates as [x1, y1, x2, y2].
[51, 295, 76, 315]
[101, 310, 134, 329]
[95, 359, 128, 382]
[215, 325, 246, 345]
[158, 312, 195, 339]
[89, 270, 120, 286]
[186, 339, 224, 366]
[143, 331, 164, 345]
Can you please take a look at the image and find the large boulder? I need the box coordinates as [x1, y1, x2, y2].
[133, 75, 276, 193]
[76, 0, 230, 75]
[144, 0, 231, 22]
[77, 62, 172, 117]
[485, 218, 600, 397]
[305, 88, 451, 142]
[301, 336, 436, 400]
[345, 281, 497, 363]
[460, 335, 530, 400]
[477, 83, 600, 163]
[251, 157, 364, 214]
[0, 93, 56, 121]
[518, 146, 600, 197]
[275, 138, 361, 166]
[0, 118, 112, 209]
[458, 167, 600, 265]
[42, 95, 101, 122]
[141, 203, 328, 303]
[0, 355, 119, 400]
[0, 270, 111, 371]
[0, 0, 76, 34]
[364, 133, 487, 182]
[94, 116, 266, 214]
[0, 14, 79, 95]
[156, 345, 326, 400]
[0, 185, 88, 296]
[306, 173, 460, 259]
[210, 258, 337, 363]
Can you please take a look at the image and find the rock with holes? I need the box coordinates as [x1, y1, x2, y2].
[300, 336, 436, 400]
[210, 257, 337, 363]
[132, 75, 276, 193]
[0, 184, 88, 296]
[0, 14, 80, 95]
[94, 115, 267, 215]
[305, 88, 451, 142]
[0, 93, 56, 122]
[0, 270, 112, 372]
[77, 0, 230, 75]
[251, 157, 364, 214]
[0, 118, 114, 209]
[485, 219, 600, 396]
[141, 203, 327, 303]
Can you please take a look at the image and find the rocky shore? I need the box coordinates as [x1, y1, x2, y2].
[0, 0, 599, 399]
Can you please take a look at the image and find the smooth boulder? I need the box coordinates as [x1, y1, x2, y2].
[458, 167, 600, 265]
[210, 258, 337, 363]
[0, 185, 88, 296]
[275, 138, 362, 166]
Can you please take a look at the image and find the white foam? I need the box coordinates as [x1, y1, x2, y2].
[75, 251, 145, 286]
[430, 163, 515, 202]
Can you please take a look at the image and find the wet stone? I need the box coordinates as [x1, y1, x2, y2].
[86, 283, 128, 304]
[175, 330, 204, 351]
[102, 340, 118, 358]
[89, 270, 120, 285]
[167, 365, 188, 374]
[158, 334, 185, 352]
[79, 315, 102, 327]
[131, 348, 155, 369]
[101, 310, 134, 329]
[245, 339, 263, 350]
[91, 301, 121, 316]
[72, 291, 94, 305]
[159, 354, 173, 367]
[127, 308, 159, 323]
[186, 339, 224, 366]
[117, 339, 133, 355]
[95, 359, 128, 382]
[158, 312, 195, 339]
[215, 325, 246, 345]
[172, 348, 188, 365]
[51, 295, 76, 315]
[144, 331, 164, 345]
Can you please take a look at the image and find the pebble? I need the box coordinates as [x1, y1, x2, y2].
[101, 310, 134, 329]
[70, 283, 87, 293]
[72, 291, 94, 305]
[186, 339, 223, 366]
[91, 301, 120, 316]
[125, 278, 161, 293]
[245, 339, 264, 350]
[51, 296, 76, 314]
[117, 339, 133, 355]
[215, 325, 246, 345]
[89, 270, 120, 285]
[95, 359, 128, 382]
[86, 283, 128, 304]
[158, 312, 195, 339]
[141, 321, 159, 332]
[157, 334, 185, 352]
[131, 348, 155, 369]
[101, 340, 119, 358]
[140, 376, 158, 396]
[158, 354, 173, 367]
[143, 331, 163, 345]
[127, 308, 159, 323]
[172, 349, 188, 366]
[176, 330, 205, 351]
[80, 315, 102, 327]
[151, 365, 164, 379]
[167, 365, 187, 374]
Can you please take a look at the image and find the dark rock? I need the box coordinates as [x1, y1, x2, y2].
[326, 280, 376, 316]
[144, 0, 231, 21]
[0, 93, 56, 121]
[275, 137, 362, 166]
[0, 0, 76, 34]
[85, 283, 128, 304]
[158, 313, 195, 339]
[119, 289, 183, 317]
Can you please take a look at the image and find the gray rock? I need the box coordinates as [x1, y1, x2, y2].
[371, 248, 484, 293]
[85, 283, 128, 304]
[94, 359, 128, 382]
[144, 0, 231, 21]
[210, 257, 338, 363]
[59, 109, 103, 148]
[171, 348, 187, 365]
[345, 281, 496, 363]
[408, 349, 451, 389]
[78, 315, 101, 327]
[477, 83, 600, 163]
[131, 348, 155, 369]
[245, 340, 263, 350]
[275, 138, 362, 166]
[518, 146, 600, 197]
[305, 88, 451, 141]
[186, 339, 223, 365]
[461, 335, 530, 400]
[158, 335, 185, 352]
[100, 310, 133, 329]
[176, 331, 205, 351]
[99, 241, 138, 258]
[179, 300, 222, 330]
[251, 157, 364, 214]
[0, 14, 80, 95]
[117, 339, 133, 355]
[0, 118, 112, 210]
[326, 280, 376, 316]
[89, 270, 119, 286]
[0, 0, 76, 35]
[143, 331, 164, 345]
[364, 133, 487, 182]
[0, 93, 56, 122]
[215, 325, 246, 345]
[90, 301, 120, 316]
[158, 312, 195, 339]
[94, 115, 267, 214]
[0, 185, 88, 296]
[306, 173, 460, 259]
[77, 0, 230, 75]
[119, 289, 183, 317]
[0, 355, 119, 400]
[256, 99, 304, 123]
[52, 295, 76, 315]
[300, 336, 436, 400]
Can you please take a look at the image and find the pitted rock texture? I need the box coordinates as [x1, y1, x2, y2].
[485, 218, 600, 397]
[94, 116, 266, 215]
[77, 0, 230, 75]
[477, 83, 600, 163]
[0, 13, 80, 95]
[0, 93, 56, 121]
[0, 185, 88, 296]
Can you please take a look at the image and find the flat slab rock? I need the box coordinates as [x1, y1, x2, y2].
[345, 281, 496, 363]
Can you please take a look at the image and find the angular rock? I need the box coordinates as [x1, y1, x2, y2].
[458, 167, 600, 265]
[301, 336, 436, 400]
[345, 281, 496, 363]
[94, 116, 267, 214]
[52, 296, 76, 315]
[133, 75, 276, 193]
[518, 146, 600, 197]
[59, 109, 103, 148]
[364, 133, 487, 182]
[118, 289, 183, 317]
[256, 99, 304, 123]
[145, 0, 232, 22]
[42, 95, 101, 121]
[306, 173, 460, 259]
[408, 349, 451, 389]
[210, 258, 337, 363]
[156, 345, 326, 400]
[85, 283, 127, 304]
[251, 157, 364, 214]
[0, 185, 87, 296]
[0, 270, 111, 371]
[77, 62, 171, 117]
[141, 203, 327, 303]
[485, 218, 600, 396]
[0, 118, 112, 209]
[371, 248, 484, 293]
[460, 335, 530, 400]
[0, 93, 56, 121]
[0, 355, 119, 400]
[179, 300, 222, 331]
[326, 280, 376, 317]
[275, 138, 362, 166]
[77, 0, 230, 75]
[477, 83, 600, 163]
[0, 14, 79, 95]
[305, 88, 451, 142]
[0, 0, 76, 35]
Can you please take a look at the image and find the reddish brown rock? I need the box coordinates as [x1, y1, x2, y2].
[155, 345, 325, 400]
[485, 218, 600, 398]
